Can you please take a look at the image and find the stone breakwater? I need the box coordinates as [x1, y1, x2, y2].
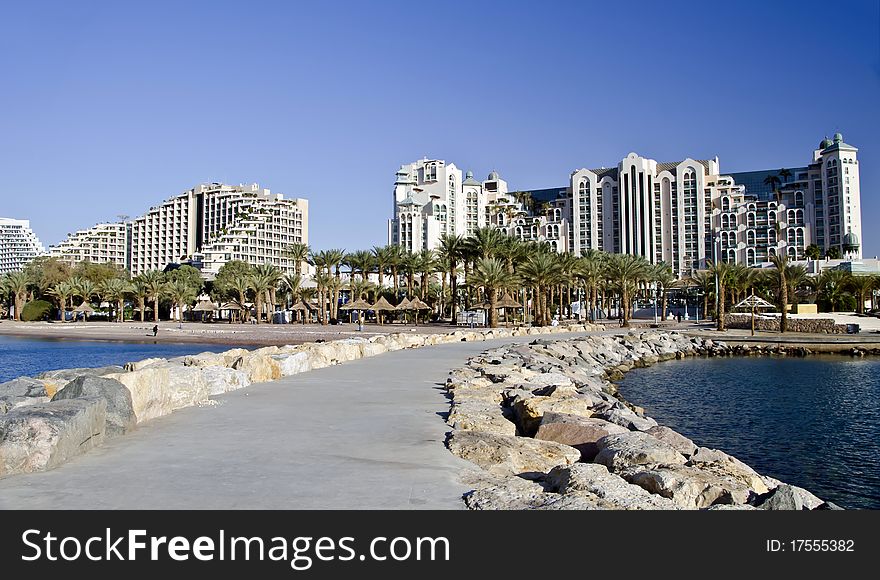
[0, 323, 599, 478]
[446, 331, 839, 510]
[724, 313, 849, 334]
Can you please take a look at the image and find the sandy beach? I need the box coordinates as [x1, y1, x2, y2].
[0, 320, 459, 346]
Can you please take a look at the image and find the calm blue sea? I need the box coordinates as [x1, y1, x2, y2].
[618, 356, 880, 509]
[0, 336, 237, 383]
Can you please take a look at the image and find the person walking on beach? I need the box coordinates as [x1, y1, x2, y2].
[152, 325, 158, 337]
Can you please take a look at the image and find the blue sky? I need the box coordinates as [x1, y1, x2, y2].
[2, 0, 879, 255]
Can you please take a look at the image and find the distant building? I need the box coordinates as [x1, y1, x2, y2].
[50, 222, 131, 271]
[130, 182, 309, 278]
[0, 217, 45, 274]
[390, 134, 863, 276]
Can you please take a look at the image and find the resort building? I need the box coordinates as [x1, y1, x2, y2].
[130, 182, 309, 278]
[0, 217, 45, 274]
[49, 222, 132, 272]
[389, 134, 863, 275]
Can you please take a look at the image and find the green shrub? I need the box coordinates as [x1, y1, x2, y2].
[21, 300, 54, 322]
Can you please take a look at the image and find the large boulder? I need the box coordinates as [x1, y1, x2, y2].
[51, 376, 135, 437]
[124, 358, 167, 371]
[513, 394, 596, 435]
[273, 352, 313, 377]
[37, 366, 124, 397]
[757, 484, 824, 511]
[594, 431, 688, 472]
[595, 405, 658, 431]
[0, 377, 51, 412]
[646, 426, 698, 457]
[0, 399, 106, 476]
[104, 365, 210, 423]
[201, 366, 252, 396]
[232, 354, 282, 383]
[463, 476, 550, 510]
[535, 413, 628, 461]
[546, 463, 679, 510]
[447, 430, 580, 477]
[447, 401, 516, 437]
[688, 448, 769, 495]
[182, 350, 248, 368]
[623, 465, 752, 508]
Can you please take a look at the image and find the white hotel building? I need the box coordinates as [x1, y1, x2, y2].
[50, 222, 131, 271]
[0, 218, 45, 274]
[50, 182, 309, 278]
[388, 134, 862, 275]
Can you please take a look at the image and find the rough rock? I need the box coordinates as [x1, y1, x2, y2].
[447, 401, 516, 436]
[534, 413, 627, 460]
[0, 399, 106, 476]
[624, 465, 752, 508]
[595, 405, 658, 431]
[232, 354, 282, 383]
[463, 475, 548, 510]
[646, 426, 698, 456]
[124, 357, 168, 371]
[757, 484, 824, 511]
[0, 377, 51, 411]
[513, 394, 596, 435]
[688, 448, 769, 495]
[546, 463, 679, 510]
[448, 430, 580, 477]
[273, 352, 313, 377]
[594, 431, 688, 471]
[37, 366, 124, 396]
[104, 365, 209, 423]
[201, 366, 252, 396]
[51, 376, 136, 437]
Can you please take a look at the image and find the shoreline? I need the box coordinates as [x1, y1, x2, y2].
[446, 331, 837, 510]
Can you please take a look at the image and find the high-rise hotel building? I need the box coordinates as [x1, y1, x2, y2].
[389, 134, 862, 275]
[0, 218, 45, 274]
[50, 222, 131, 271]
[49, 182, 309, 278]
[130, 182, 308, 277]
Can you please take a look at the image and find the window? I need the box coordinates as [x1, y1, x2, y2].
[579, 180, 589, 197]
[722, 197, 730, 211]
[794, 191, 803, 207]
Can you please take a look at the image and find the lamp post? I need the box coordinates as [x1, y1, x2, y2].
[652, 282, 658, 323]
[711, 235, 720, 324]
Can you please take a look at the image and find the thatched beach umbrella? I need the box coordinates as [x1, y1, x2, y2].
[341, 298, 373, 329]
[290, 300, 316, 324]
[409, 297, 430, 325]
[395, 297, 413, 311]
[192, 300, 218, 322]
[74, 301, 95, 321]
[495, 293, 522, 324]
[372, 296, 395, 325]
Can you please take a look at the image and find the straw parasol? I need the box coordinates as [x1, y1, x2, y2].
[192, 301, 218, 312]
[340, 298, 373, 329]
[496, 294, 521, 309]
[74, 301, 95, 321]
[372, 296, 395, 325]
[409, 297, 430, 325]
[395, 297, 413, 311]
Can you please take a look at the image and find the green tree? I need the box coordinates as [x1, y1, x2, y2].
[254, 263, 284, 321]
[437, 234, 465, 323]
[284, 242, 311, 277]
[165, 278, 198, 322]
[48, 280, 75, 322]
[847, 274, 875, 314]
[805, 244, 821, 260]
[768, 254, 790, 332]
[826, 246, 842, 259]
[467, 257, 519, 328]
[3, 271, 30, 321]
[138, 270, 165, 322]
[652, 262, 676, 322]
[709, 260, 735, 331]
[604, 254, 650, 327]
[99, 278, 132, 322]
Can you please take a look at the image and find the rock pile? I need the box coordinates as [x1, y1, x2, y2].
[446, 331, 833, 510]
[0, 323, 598, 478]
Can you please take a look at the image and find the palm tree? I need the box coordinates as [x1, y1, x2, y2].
[467, 257, 519, 328]
[577, 250, 605, 322]
[254, 263, 283, 322]
[386, 245, 404, 296]
[165, 278, 197, 322]
[346, 250, 374, 282]
[708, 260, 735, 331]
[48, 280, 75, 322]
[71, 277, 97, 312]
[652, 262, 676, 322]
[763, 173, 782, 203]
[139, 270, 165, 322]
[325, 248, 346, 318]
[520, 252, 563, 326]
[847, 274, 875, 314]
[438, 234, 465, 323]
[414, 249, 437, 300]
[692, 270, 714, 321]
[3, 271, 29, 321]
[229, 271, 253, 323]
[348, 278, 374, 301]
[604, 254, 650, 327]
[130, 275, 151, 322]
[768, 254, 790, 332]
[805, 244, 821, 260]
[371, 245, 394, 290]
[325, 275, 344, 321]
[815, 269, 851, 312]
[313, 271, 333, 325]
[467, 227, 506, 260]
[284, 242, 310, 277]
[99, 278, 131, 322]
[401, 251, 417, 299]
[249, 267, 275, 324]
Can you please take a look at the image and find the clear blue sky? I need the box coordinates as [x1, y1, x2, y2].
[2, 0, 878, 255]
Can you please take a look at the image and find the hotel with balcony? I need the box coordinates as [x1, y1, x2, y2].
[389, 134, 863, 276]
[0, 218, 45, 273]
[50, 222, 132, 272]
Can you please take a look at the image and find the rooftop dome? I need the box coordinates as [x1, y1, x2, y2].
[833, 132, 843, 143]
[488, 170, 500, 180]
[843, 231, 860, 248]
[820, 137, 833, 149]
[465, 170, 473, 179]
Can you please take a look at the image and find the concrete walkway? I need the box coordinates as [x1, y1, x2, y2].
[0, 332, 588, 509]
